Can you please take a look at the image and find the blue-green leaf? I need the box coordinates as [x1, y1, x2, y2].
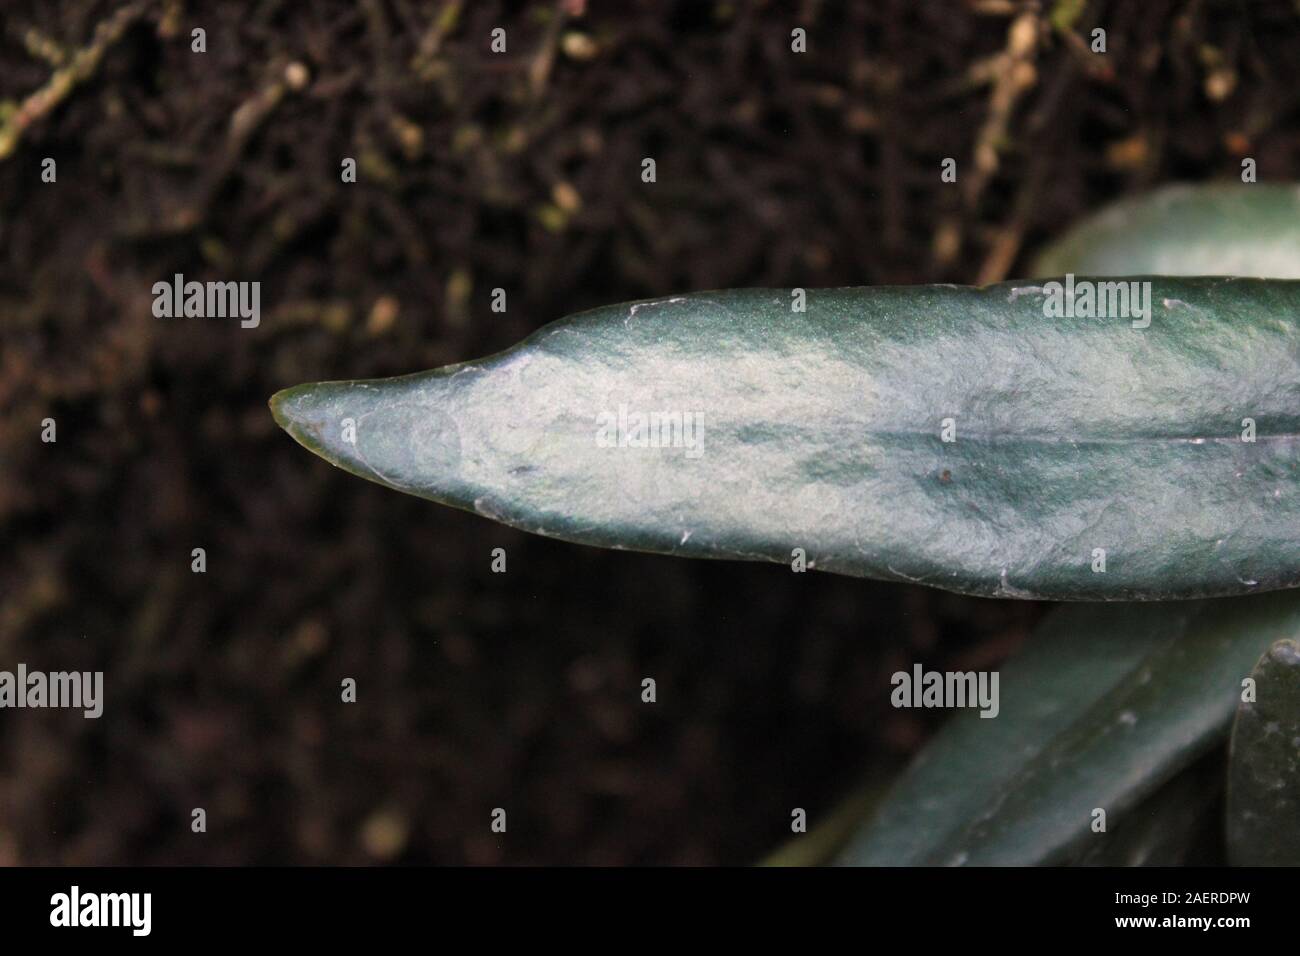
[836, 591, 1300, 866]
[271, 278, 1300, 600]
[1032, 183, 1300, 279]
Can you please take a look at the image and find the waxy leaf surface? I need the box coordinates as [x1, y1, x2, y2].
[272, 278, 1299, 600]
[1033, 183, 1300, 279]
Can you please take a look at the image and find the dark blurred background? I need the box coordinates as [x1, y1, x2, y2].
[2, 0, 1299, 864]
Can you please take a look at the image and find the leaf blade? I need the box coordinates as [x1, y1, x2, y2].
[272, 278, 1300, 600]
[1226, 637, 1300, 865]
[837, 591, 1300, 866]
[1032, 183, 1300, 279]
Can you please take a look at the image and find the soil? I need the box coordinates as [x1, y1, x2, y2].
[2, 0, 1298, 864]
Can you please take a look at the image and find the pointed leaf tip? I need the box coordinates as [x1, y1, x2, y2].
[269, 382, 347, 458]
[270, 375, 471, 506]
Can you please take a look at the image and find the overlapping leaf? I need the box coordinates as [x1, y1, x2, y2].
[1033, 183, 1300, 278]
[1227, 638, 1300, 865]
[836, 591, 1300, 866]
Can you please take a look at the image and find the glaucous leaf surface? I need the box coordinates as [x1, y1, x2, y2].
[1032, 183, 1300, 279]
[272, 279, 1298, 600]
